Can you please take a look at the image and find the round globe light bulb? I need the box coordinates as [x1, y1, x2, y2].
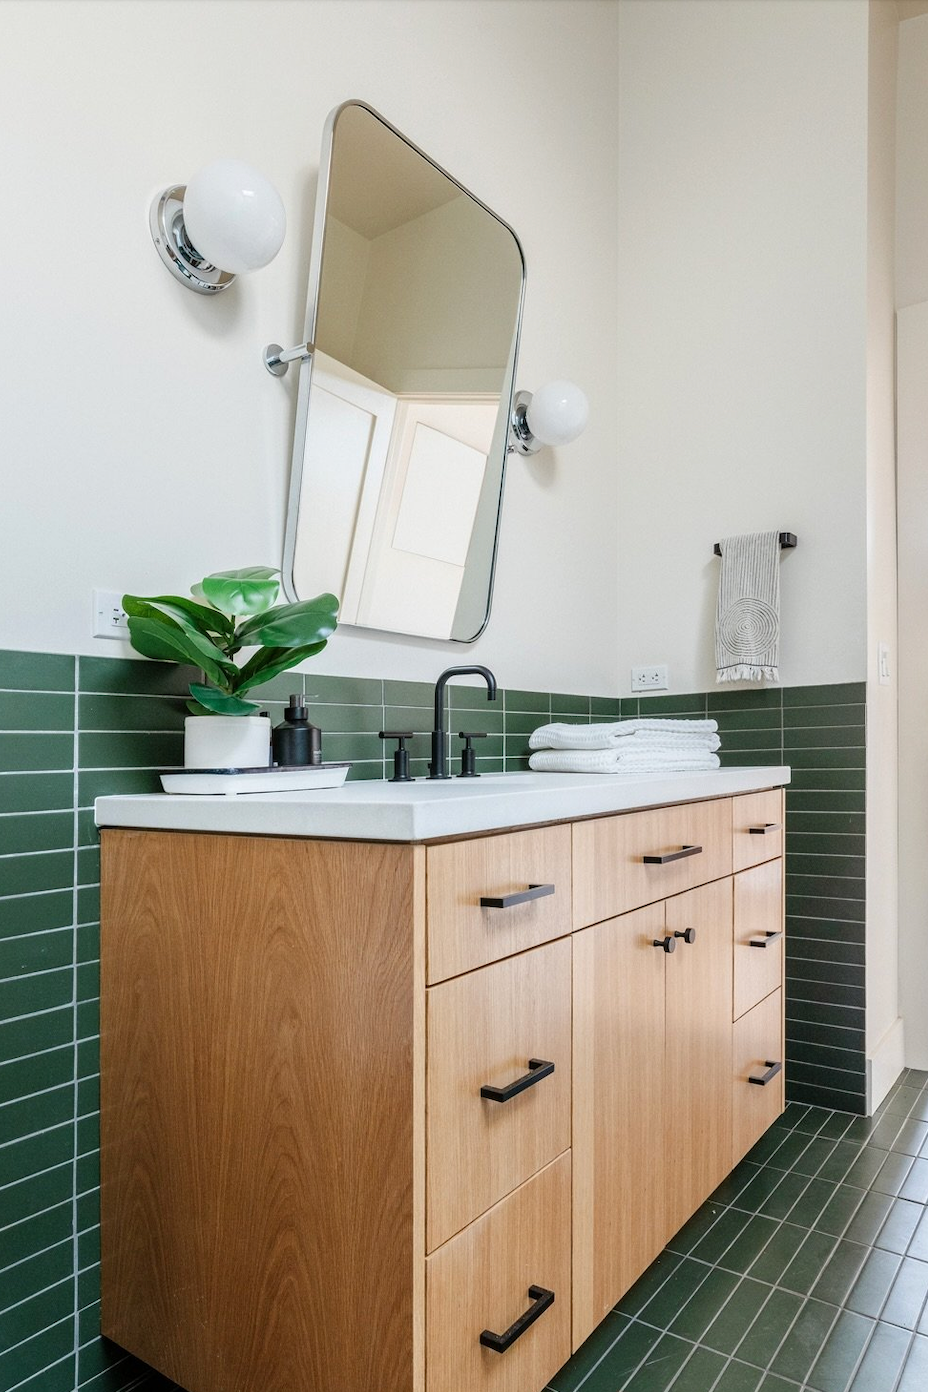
[525, 379, 589, 448]
[183, 159, 286, 275]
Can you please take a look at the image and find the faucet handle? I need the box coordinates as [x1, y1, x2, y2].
[457, 730, 488, 778]
[379, 730, 415, 783]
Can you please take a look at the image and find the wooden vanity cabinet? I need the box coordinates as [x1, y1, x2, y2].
[100, 787, 785, 1392]
[571, 878, 735, 1346]
[662, 878, 735, 1238]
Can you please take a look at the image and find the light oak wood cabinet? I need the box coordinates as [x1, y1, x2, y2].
[426, 938, 571, 1250]
[100, 787, 784, 1392]
[663, 878, 735, 1237]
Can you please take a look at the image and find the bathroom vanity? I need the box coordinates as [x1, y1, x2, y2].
[96, 767, 788, 1392]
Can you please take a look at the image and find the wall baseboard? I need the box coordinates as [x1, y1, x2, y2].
[868, 1016, 906, 1113]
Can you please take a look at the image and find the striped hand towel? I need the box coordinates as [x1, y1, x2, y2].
[715, 532, 780, 682]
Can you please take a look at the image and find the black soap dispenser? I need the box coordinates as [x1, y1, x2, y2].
[272, 695, 322, 767]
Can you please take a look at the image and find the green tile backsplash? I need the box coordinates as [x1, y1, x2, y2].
[0, 651, 866, 1392]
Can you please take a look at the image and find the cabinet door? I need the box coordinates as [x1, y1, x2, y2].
[572, 798, 732, 928]
[427, 825, 572, 983]
[733, 859, 784, 1020]
[663, 878, 734, 1239]
[427, 938, 571, 1250]
[572, 903, 666, 1349]
[426, 1154, 571, 1392]
[733, 989, 785, 1165]
[732, 789, 784, 873]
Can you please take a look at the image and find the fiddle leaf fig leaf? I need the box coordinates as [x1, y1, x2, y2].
[234, 642, 329, 695]
[123, 593, 234, 641]
[188, 683, 261, 716]
[125, 614, 234, 685]
[237, 593, 339, 649]
[200, 567, 281, 617]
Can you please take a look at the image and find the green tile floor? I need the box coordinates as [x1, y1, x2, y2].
[546, 1070, 928, 1392]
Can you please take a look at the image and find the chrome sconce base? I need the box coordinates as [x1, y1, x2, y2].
[508, 391, 539, 455]
[149, 186, 236, 295]
[264, 341, 314, 377]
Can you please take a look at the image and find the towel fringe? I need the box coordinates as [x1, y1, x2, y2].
[717, 664, 779, 683]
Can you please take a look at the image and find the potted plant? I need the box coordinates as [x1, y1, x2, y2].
[122, 566, 338, 769]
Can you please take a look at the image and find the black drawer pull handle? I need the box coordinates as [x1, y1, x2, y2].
[750, 930, 784, 948]
[674, 928, 696, 944]
[653, 935, 676, 954]
[749, 822, 782, 835]
[481, 1059, 555, 1103]
[479, 883, 555, 909]
[642, 844, 702, 865]
[748, 1060, 783, 1086]
[480, 1285, 555, 1353]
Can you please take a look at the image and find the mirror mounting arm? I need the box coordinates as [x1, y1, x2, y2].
[264, 340, 315, 378]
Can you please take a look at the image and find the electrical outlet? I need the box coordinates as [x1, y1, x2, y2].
[631, 665, 669, 692]
[93, 589, 129, 639]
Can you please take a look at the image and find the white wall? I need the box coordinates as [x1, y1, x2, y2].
[615, 0, 870, 697]
[865, 0, 901, 1100]
[895, 12, 928, 1068]
[0, 0, 619, 696]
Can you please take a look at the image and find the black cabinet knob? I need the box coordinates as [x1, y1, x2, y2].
[674, 928, 696, 944]
[653, 936, 676, 953]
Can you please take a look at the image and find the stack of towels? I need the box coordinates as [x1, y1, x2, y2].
[527, 718, 721, 774]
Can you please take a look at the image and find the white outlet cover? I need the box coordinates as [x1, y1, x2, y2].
[93, 589, 129, 640]
[631, 665, 669, 692]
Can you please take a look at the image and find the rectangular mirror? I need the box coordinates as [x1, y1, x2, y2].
[283, 101, 525, 641]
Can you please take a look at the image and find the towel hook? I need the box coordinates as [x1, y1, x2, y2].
[713, 533, 797, 557]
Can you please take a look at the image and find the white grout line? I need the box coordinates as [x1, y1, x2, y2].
[0, 1080, 72, 1112]
[0, 1312, 73, 1361]
[0, 1200, 72, 1246]
[2, 1351, 74, 1392]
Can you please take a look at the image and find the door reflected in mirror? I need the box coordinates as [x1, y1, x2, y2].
[284, 101, 525, 642]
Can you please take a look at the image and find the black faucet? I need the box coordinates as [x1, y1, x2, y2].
[428, 666, 497, 779]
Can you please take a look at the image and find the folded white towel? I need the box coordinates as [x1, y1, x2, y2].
[529, 718, 718, 751]
[528, 749, 722, 774]
[624, 719, 719, 735]
[715, 531, 780, 682]
[624, 732, 720, 753]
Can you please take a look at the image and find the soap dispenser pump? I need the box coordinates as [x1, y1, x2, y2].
[272, 695, 322, 767]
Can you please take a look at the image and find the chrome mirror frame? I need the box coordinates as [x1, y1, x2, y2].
[279, 99, 525, 643]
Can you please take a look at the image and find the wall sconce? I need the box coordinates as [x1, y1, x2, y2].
[509, 380, 589, 455]
[149, 159, 286, 294]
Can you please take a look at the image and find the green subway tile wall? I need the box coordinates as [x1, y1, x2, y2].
[630, 681, 868, 1116]
[0, 651, 864, 1392]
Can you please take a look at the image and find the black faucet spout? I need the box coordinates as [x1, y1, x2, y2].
[428, 665, 498, 780]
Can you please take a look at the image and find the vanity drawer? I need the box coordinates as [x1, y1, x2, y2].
[427, 939, 571, 1251]
[733, 860, 784, 1021]
[426, 1152, 571, 1392]
[732, 789, 784, 873]
[732, 988, 784, 1165]
[572, 798, 732, 928]
[427, 825, 572, 984]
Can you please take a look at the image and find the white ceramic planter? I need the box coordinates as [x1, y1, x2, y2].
[184, 715, 272, 770]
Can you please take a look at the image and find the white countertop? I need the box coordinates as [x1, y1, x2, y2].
[95, 766, 790, 842]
